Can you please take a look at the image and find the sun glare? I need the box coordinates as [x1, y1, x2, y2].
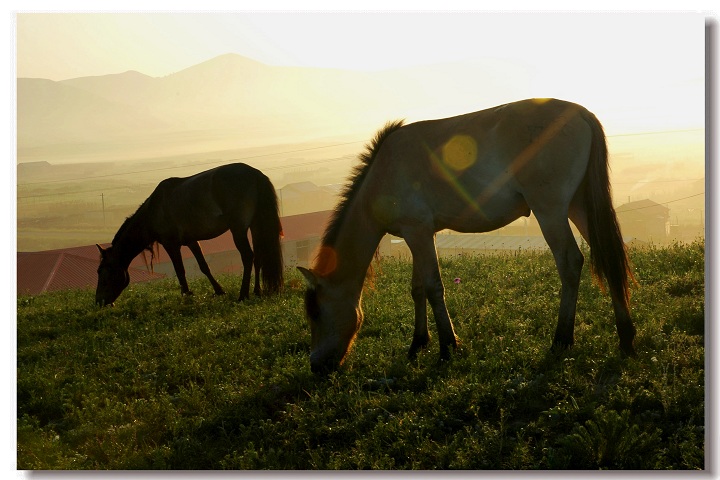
[442, 135, 478, 173]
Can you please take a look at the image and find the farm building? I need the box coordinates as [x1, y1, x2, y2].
[279, 210, 333, 268]
[615, 199, 670, 243]
[277, 182, 340, 217]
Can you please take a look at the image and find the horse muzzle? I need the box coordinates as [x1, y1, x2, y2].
[310, 351, 341, 375]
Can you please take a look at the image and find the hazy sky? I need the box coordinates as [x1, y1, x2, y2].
[14, 10, 708, 134]
[16, 11, 705, 80]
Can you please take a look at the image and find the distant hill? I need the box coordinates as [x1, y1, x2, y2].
[17, 77, 168, 146]
[17, 53, 527, 163]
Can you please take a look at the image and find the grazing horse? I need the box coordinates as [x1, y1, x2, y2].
[96, 163, 284, 306]
[299, 98, 636, 374]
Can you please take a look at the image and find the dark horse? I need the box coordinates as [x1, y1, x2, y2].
[96, 163, 284, 306]
[299, 98, 636, 374]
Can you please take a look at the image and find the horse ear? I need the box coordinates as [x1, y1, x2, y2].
[297, 266, 318, 288]
[97, 244, 112, 259]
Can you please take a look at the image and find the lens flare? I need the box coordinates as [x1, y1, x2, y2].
[427, 141, 483, 216]
[442, 134, 477, 172]
[314, 245, 338, 277]
[426, 104, 581, 217]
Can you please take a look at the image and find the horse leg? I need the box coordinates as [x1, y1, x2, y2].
[403, 229, 458, 361]
[253, 253, 262, 297]
[231, 229, 254, 301]
[187, 241, 225, 295]
[166, 244, 192, 296]
[408, 260, 430, 359]
[610, 291, 637, 356]
[569, 203, 636, 356]
[534, 210, 584, 352]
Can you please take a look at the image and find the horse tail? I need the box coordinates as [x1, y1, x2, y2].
[251, 172, 284, 295]
[581, 109, 636, 311]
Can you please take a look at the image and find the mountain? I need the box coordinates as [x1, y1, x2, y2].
[17, 77, 168, 145]
[17, 53, 529, 163]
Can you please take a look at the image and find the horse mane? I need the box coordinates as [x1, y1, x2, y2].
[312, 119, 404, 279]
[112, 202, 142, 244]
[112, 197, 158, 269]
[321, 119, 405, 248]
[138, 243, 160, 272]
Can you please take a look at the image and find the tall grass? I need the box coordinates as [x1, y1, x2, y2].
[17, 240, 705, 469]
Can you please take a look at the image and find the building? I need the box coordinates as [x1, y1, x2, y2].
[277, 182, 339, 217]
[615, 199, 670, 243]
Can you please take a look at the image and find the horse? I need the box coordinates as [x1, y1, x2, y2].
[96, 163, 284, 306]
[298, 98, 637, 374]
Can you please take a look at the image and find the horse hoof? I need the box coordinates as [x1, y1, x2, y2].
[408, 335, 431, 359]
[620, 342, 637, 358]
[551, 339, 573, 355]
[438, 340, 458, 362]
[437, 346, 460, 365]
[407, 347, 424, 360]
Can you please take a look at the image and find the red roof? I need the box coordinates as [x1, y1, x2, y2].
[17, 210, 333, 296]
[17, 250, 165, 296]
[280, 210, 332, 242]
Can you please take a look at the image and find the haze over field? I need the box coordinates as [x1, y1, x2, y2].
[14, 12, 707, 251]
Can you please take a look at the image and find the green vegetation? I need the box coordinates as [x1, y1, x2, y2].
[17, 240, 705, 469]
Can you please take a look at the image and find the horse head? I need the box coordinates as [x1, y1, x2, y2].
[298, 267, 363, 375]
[95, 244, 130, 307]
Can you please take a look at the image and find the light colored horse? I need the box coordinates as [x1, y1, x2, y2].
[299, 98, 636, 374]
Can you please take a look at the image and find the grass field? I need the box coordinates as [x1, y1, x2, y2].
[17, 240, 705, 470]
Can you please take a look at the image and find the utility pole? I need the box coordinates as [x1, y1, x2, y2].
[101, 193, 106, 227]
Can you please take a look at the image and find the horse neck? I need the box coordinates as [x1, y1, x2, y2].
[320, 203, 384, 296]
[113, 209, 156, 267]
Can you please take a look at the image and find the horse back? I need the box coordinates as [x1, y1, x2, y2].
[388, 98, 592, 186]
[150, 163, 266, 242]
[358, 99, 595, 232]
